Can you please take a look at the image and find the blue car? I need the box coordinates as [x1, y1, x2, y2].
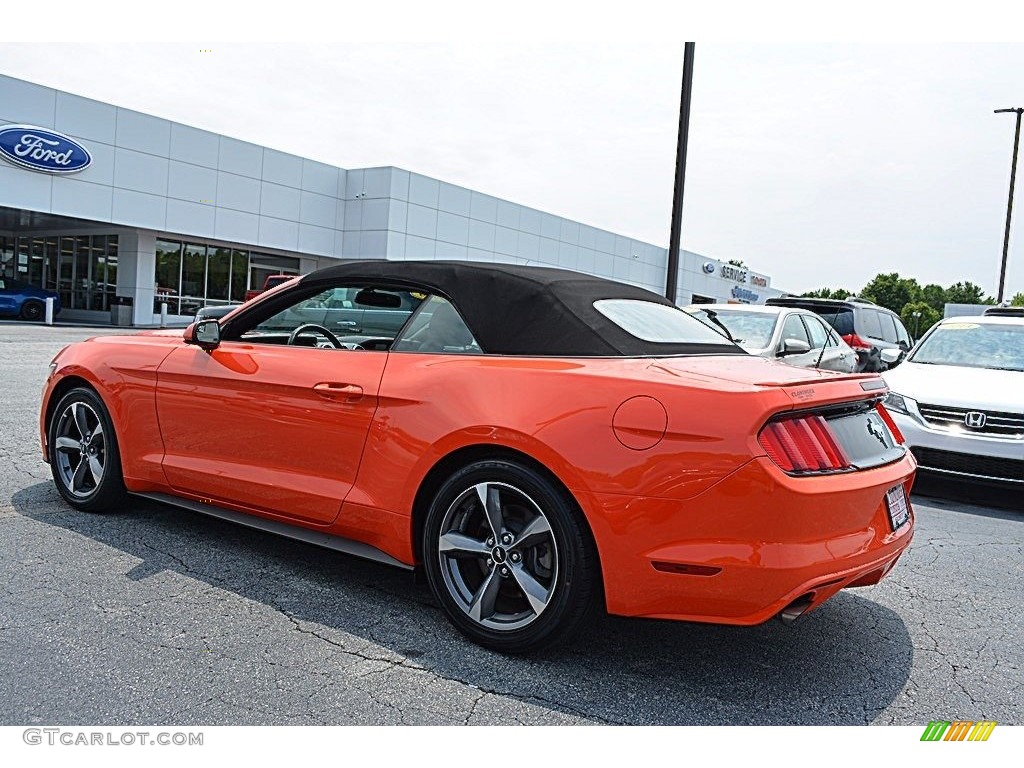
[0, 277, 61, 321]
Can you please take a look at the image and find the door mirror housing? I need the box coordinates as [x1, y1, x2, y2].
[778, 338, 811, 357]
[880, 348, 901, 365]
[184, 320, 221, 351]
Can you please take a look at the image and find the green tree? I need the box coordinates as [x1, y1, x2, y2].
[945, 281, 993, 305]
[900, 301, 941, 340]
[727, 259, 747, 268]
[1010, 292, 1024, 307]
[919, 283, 947, 313]
[802, 287, 851, 300]
[861, 273, 921, 314]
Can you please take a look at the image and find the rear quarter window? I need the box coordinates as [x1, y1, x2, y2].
[879, 313, 900, 343]
[858, 309, 884, 340]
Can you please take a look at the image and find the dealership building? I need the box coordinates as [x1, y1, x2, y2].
[0, 74, 785, 326]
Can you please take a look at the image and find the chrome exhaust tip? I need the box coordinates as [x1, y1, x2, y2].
[779, 594, 815, 624]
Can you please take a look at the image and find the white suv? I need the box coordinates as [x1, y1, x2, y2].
[882, 313, 1024, 486]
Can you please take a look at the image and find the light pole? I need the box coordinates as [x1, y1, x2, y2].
[912, 310, 921, 338]
[666, 43, 696, 303]
[995, 107, 1023, 304]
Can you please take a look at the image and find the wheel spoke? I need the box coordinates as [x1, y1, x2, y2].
[54, 436, 79, 453]
[515, 514, 552, 550]
[475, 483, 503, 540]
[467, 569, 502, 623]
[72, 403, 90, 438]
[71, 457, 89, 491]
[438, 531, 490, 558]
[88, 455, 103, 485]
[509, 562, 552, 616]
[90, 422, 103, 446]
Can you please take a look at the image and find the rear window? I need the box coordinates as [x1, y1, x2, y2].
[808, 307, 855, 336]
[594, 299, 736, 345]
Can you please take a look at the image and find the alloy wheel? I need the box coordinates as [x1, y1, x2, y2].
[53, 402, 106, 498]
[437, 482, 559, 631]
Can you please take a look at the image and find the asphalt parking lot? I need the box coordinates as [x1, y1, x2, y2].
[0, 323, 1020, 726]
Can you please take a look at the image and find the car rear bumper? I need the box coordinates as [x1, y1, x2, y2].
[891, 411, 1024, 485]
[584, 453, 916, 625]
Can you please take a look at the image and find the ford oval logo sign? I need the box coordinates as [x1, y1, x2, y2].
[0, 124, 92, 174]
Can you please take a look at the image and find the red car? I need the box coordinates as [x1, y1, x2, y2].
[40, 261, 915, 653]
[243, 273, 296, 302]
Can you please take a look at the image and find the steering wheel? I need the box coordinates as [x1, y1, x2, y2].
[287, 323, 343, 349]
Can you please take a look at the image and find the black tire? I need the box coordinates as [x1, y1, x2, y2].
[48, 387, 127, 512]
[20, 299, 44, 321]
[423, 459, 600, 653]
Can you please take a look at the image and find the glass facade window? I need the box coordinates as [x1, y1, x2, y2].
[1, 234, 298, 317]
[0, 237, 13, 278]
[231, 250, 248, 302]
[105, 240, 118, 309]
[43, 237, 57, 292]
[155, 239, 182, 314]
[0, 234, 120, 312]
[180, 243, 208, 317]
[151, 237, 300, 314]
[207, 247, 232, 304]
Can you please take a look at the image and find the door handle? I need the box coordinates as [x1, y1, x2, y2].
[313, 382, 363, 401]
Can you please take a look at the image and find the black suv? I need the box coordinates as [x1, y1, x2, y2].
[765, 296, 912, 372]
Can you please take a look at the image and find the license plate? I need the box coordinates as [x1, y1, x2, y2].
[885, 484, 910, 531]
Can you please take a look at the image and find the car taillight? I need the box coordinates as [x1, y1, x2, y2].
[841, 333, 874, 351]
[874, 402, 905, 445]
[758, 415, 852, 473]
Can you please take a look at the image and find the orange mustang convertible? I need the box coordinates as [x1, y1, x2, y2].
[40, 261, 915, 652]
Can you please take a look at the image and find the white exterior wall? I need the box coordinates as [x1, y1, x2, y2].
[1, 74, 786, 325]
[343, 168, 670, 295]
[0, 75, 346, 260]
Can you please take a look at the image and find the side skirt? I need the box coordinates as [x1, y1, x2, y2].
[134, 492, 413, 571]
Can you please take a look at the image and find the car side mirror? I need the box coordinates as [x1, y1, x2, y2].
[778, 338, 811, 356]
[184, 320, 221, 351]
[880, 348, 901, 365]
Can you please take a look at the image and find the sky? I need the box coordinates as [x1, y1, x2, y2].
[0, 41, 1022, 297]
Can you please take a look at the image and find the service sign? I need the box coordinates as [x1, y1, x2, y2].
[0, 124, 92, 174]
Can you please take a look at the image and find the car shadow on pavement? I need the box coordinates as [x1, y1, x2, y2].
[912, 476, 1022, 518]
[11, 483, 914, 725]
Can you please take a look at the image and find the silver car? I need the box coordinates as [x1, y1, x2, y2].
[882, 313, 1024, 486]
[686, 304, 858, 373]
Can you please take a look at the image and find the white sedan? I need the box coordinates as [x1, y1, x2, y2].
[882, 312, 1024, 486]
[685, 304, 859, 373]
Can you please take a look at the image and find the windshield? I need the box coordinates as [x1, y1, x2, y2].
[910, 321, 1024, 372]
[594, 299, 741, 345]
[696, 309, 778, 348]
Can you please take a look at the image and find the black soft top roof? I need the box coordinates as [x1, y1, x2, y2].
[303, 260, 742, 357]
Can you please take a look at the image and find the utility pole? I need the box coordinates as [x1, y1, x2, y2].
[665, 43, 695, 304]
[994, 107, 1023, 303]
